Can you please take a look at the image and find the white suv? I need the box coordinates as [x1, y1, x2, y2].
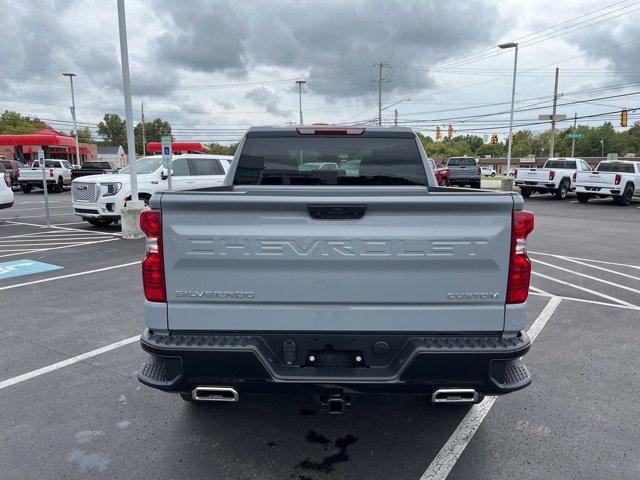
[71, 154, 231, 226]
[0, 163, 14, 209]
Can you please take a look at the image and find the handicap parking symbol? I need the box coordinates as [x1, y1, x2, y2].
[163, 146, 171, 155]
[0, 260, 62, 280]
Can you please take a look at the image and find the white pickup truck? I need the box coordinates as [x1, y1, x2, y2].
[18, 159, 73, 193]
[575, 160, 640, 206]
[71, 154, 232, 226]
[514, 157, 592, 199]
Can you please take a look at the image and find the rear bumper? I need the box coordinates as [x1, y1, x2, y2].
[515, 180, 556, 190]
[19, 179, 56, 186]
[575, 185, 619, 195]
[138, 328, 532, 396]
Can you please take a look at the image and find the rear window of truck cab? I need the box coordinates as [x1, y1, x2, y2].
[446, 157, 476, 166]
[233, 136, 427, 186]
[596, 162, 635, 173]
[544, 160, 576, 169]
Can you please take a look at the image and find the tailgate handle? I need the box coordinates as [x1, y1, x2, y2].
[308, 204, 366, 220]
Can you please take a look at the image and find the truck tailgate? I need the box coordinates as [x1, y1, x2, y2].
[516, 168, 549, 182]
[161, 188, 515, 332]
[576, 171, 616, 186]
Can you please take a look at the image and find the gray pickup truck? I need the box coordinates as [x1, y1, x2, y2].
[445, 156, 481, 188]
[137, 126, 534, 411]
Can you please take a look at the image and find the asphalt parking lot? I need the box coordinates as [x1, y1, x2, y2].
[1, 187, 639, 479]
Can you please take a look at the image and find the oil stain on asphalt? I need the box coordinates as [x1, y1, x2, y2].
[296, 432, 358, 474]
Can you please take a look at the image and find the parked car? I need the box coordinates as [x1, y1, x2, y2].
[514, 157, 591, 199]
[137, 125, 535, 409]
[428, 158, 450, 186]
[18, 159, 73, 193]
[71, 161, 120, 180]
[444, 156, 481, 188]
[481, 166, 496, 177]
[575, 160, 640, 206]
[71, 154, 232, 226]
[0, 162, 14, 209]
[0, 158, 27, 188]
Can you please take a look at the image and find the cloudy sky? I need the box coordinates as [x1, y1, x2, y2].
[1, 0, 638, 144]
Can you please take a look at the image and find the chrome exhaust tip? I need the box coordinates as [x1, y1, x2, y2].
[192, 386, 239, 402]
[431, 388, 479, 404]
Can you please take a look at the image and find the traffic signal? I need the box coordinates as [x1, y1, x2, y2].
[620, 108, 628, 127]
[447, 124, 453, 139]
[490, 134, 498, 145]
[435, 127, 441, 139]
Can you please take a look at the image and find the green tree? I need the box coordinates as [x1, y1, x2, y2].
[135, 117, 172, 154]
[97, 113, 127, 148]
[74, 126, 94, 143]
[0, 110, 47, 134]
[208, 143, 237, 155]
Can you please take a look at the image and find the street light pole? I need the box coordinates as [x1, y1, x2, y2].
[295, 80, 306, 125]
[499, 42, 518, 180]
[62, 73, 81, 166]
[116, 0, 141, 209]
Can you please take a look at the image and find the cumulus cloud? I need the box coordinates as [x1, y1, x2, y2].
[153, 0, 501, 100]
[245, 86, 286, 117]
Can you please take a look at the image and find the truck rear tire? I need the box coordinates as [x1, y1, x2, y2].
[614, 185, 634, 206]
[520, 187, 532, 198]
[180, 393, 193, 402]
[21, 185, 32, 194]
[55, 177, 64, 193]
[576, 192, 590, 203]
[554, 180, 569, 199]
[472, 180, 481, 189]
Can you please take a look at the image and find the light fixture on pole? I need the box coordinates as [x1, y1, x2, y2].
[295, 80, 306, 125]
[498, 42, 518, 182]
[62, 73, 81, 167]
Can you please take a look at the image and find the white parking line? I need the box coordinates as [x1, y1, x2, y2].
[529, 251, 640, 270]
[531, 258, 640, 295]
[528, 291, 640, 310]
[0, 238, 119, 258]
[0, 213, 77, 220]
[420, 296, 563, 480]
[552, 256, 640, 282]
[0, 260, 140, 291]
[5, 206, 73, 212]
[4, 220, 122, 237]
[0, 335, 140, 390]
[532, 271, 636, 308]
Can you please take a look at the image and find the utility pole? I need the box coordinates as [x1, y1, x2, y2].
[295, 80, 306, 124]
[498, 42, 518, 183]
[117, 0, 142, 212]
[571, 112, 577, 157]
[141, 101, 146, 156]
[372, 62, 390, 126]
[601, 138, 604, 158]
[549, 67, 559, 157]
[62, 73, 81, 166]
[394, 109, 398, 126]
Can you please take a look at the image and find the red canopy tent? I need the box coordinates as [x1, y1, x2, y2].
[145, 141, 210, 153]
[0, 128, 92, 163]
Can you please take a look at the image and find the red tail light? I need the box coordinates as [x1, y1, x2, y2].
[140, 210, 166, 302]
[507, 210, 535, 304]
[16, 170, 20, 179]
[49, 168, 54, 178]
[514, 169, 518, 177]
[477, 166, 481, 175]
[3, 173, 10, 187]
[548, 170, 555, 180]
[615, 174, 621, 185]
[572, 172, 576, 182]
